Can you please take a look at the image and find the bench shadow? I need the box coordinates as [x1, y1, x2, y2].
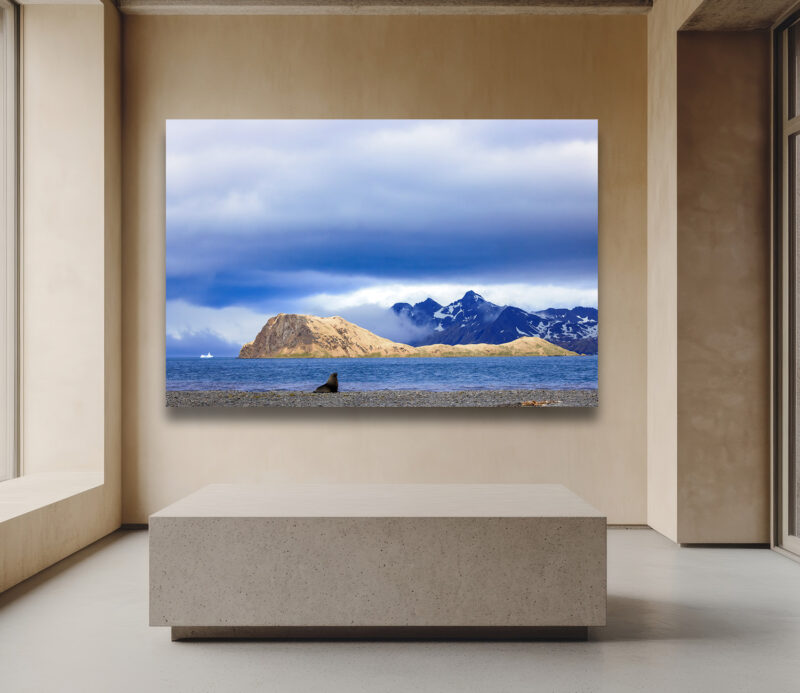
[597, 594, 786, 643]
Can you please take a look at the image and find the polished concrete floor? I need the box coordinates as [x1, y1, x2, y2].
[1, 528, 799, 692]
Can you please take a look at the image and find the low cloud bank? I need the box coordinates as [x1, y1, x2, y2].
[165, 280, 600, 357]
[166, 330, 243, 358]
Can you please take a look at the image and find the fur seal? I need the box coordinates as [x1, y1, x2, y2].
[314, 372, 338, 393]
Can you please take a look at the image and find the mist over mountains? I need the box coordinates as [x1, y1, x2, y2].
[391, 290, 598, 354]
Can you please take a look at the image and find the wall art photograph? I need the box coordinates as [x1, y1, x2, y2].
[165, 119, 598, 407]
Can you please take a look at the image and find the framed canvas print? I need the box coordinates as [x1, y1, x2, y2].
[165, 119, 598, 407]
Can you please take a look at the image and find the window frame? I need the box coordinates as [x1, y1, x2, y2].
[0, 0, 18, 483]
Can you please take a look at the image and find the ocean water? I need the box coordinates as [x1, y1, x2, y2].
[166, 355, 598, 392]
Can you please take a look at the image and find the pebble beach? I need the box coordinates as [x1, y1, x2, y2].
[166, 389, 598, 408]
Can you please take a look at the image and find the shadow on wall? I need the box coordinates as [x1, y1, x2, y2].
[165, 405, 600, 425]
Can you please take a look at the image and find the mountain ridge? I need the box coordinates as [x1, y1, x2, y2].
[391, 291, 598, 354]
[238, 313, 578, 359]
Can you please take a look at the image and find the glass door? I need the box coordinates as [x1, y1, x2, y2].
[0, 0, 17, 483]
[777, 15, 800, 555]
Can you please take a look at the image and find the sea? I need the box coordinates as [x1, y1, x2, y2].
[166, 355, 598, 392]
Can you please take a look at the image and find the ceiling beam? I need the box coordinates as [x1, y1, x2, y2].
[118, 0, 653, 16]
[682, 0, 797, 31]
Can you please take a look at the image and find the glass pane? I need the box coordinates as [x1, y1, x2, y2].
[0, 0, 14, 484]
[0, 5, 8, 483]
[793, 133, 800, 535]
[790, 24, 800, 119]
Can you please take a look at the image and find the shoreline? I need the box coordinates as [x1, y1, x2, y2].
[170, 353, 595, 359]
[233, 352, 586, 359]
[166, 389, 598, 408]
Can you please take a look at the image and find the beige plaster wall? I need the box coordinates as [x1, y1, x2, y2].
[676, 31, 771, 544]
[22, 4, 106, 475]
[121, 14, 648, 523]
[645, 0, 702, 541]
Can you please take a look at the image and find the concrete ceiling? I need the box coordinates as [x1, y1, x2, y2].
[117, 0, 653, 16]
[17, 0, 103, 4]
[107, 0, 799, 28]
[683, 0, 798, 30]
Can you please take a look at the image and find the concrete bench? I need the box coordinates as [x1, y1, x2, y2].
[149, 483, 606, 640]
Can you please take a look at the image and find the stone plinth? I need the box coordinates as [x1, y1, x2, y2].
[150, 484, 606, 640]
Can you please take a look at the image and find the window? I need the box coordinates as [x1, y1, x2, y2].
[0, 0, 17, 482]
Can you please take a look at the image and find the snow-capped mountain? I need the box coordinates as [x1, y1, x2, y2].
[391, 290, 598, 354]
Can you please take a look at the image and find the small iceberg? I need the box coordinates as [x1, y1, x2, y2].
[200, 352, 213, 359]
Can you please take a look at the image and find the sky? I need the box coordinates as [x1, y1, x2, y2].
[166, 119, 598, 356]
